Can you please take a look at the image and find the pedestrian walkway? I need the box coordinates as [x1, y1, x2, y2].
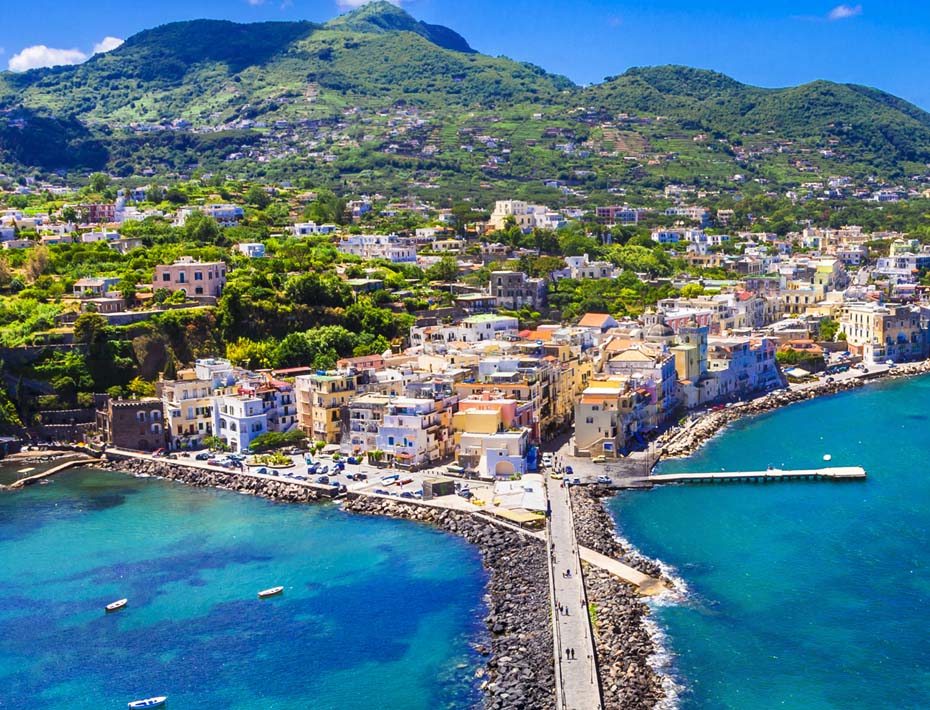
[546, 477, 603, 710]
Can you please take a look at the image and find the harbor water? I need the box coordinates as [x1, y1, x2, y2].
[611, 375, 930, 709]
[0, 468, 487, 709]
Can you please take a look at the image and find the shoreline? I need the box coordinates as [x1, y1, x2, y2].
[90, 456, 556, 710]
[656, 359, 930, 461]
[570, 485, 677, 710]
[607, 359, 930, 708]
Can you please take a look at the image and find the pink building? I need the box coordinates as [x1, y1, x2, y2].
[153, 256, 226, 298]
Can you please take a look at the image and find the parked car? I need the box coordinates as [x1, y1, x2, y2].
[564, 466, 574, 476]
[195, 452, 211, 461]
[316, 475, 329, 485]
[152, 448, 167, 457]
[592, 455, 607, 464]
[256, 467, 269, 475]
[355, 473, 368, 481]
[570, 477, 581, 486]
[347, 456, 360, 465]
[597, 475, 612, 485]
[457, 488, 473, 499]
[446, 464, 465, 474]
[550, 471, 563, 480]
[400, 491, 415, 499]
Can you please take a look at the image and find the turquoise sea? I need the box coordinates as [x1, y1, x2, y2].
[611, 376, 930, 709]
[0, 468, 487, 709]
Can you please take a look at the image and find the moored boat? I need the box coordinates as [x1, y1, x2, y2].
[106, 598, 128, 612]
[127, 696, 166, 709]
[258, 586, 284, 598]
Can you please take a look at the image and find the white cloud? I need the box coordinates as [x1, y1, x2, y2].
[336, 0, 403, 9]
[828, 4, 863, 20]
[8, 35, 126, 72]
[93, 36, 124, 54]
[246, 0, 266, 5]
[8, 45, 87, 72]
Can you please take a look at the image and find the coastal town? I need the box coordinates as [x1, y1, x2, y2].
[4, 188, 930, 463]
[2, 177, 924, 709]
[5, 2, 930, 708]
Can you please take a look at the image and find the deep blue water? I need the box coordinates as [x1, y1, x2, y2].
[0, 469, 487, 709]
[611, 376, 930, 709]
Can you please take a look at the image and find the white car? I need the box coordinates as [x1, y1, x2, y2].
[542, 453, 554, 466]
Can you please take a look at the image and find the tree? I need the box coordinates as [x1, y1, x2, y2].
[248, 429, 307, 453]
[127, 377, 156, 397]
[61, 206, 78, 223]
[184, 211, 222, 244]
[818, 317, 840, 342]
[245, 185, 272, 210]
[425, 256, 460, 282]
[202, 435, 228, 452]
[0, 256, 12, 287]
[680, 283, 706, 299]
[73, 313, 109, 350]
[89, 173, 110, 193]
[165, 186, 187, 205]
[24, 246, 50, 283]
[303, 190, 346, 225]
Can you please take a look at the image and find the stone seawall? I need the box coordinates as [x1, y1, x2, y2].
[571, 486, 665, 710]
[659, 379, 860, 460]
[95, 456, 325, 504]
[344, 495, 556, 710]
[660, 361, 930, 460]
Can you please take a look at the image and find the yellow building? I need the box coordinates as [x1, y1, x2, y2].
[158, 369, 216, 450]
[294, 371, 358, 444]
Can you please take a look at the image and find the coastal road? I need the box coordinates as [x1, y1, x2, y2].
[546, 475, 603, 710]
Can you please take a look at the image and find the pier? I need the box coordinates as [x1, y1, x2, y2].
[4, 455, 99, 489]
[546, 476, 603, 710]
[636, 466, 866, 486]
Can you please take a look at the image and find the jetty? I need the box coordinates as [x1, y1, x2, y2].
[636, 466, 866, 486]
[4, 455, 99, 489]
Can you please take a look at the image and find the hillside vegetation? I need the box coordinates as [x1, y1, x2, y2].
[1, 1, 929, 186]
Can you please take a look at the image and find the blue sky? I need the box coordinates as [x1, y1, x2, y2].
[3, 1, 930, 108]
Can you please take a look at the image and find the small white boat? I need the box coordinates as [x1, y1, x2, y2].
[106, 598, 128, 613]
[258, 586, 284, 599]
[127, 697, 166, 709]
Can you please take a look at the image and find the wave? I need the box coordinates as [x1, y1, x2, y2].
[609, 526, 691, 708]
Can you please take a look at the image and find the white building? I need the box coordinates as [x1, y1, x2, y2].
[212, 393, 267, 453]
[292, 222, 337, 236]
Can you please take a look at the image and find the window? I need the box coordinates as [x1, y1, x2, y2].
[136, 412, 146, 422]
[162, 273, 170, 282]
[177, 272, 186, 283]
[194, 271, 203, 281]
[195, 287, 204, 295]
[586, 417, 594, 424]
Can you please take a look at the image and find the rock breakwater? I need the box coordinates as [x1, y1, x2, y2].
[344, 495, 555, 710]
[585, 564, 665, 710]
[659, 378, 865, 459]
[570, 486, 666, 709]
[95, 456, 325, 503]
[571, 486, 662, 580]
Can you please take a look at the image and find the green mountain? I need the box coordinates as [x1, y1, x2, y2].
[584, 65, 930, 162]
[1, 2, 929, 191]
